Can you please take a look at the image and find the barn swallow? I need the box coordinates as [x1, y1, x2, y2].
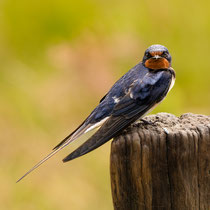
[17, 44, 175, 182]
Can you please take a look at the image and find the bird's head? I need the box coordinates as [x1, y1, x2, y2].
[142, 44, 171, 70]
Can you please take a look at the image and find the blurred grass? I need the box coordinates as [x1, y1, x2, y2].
[0, 0, 210, 209]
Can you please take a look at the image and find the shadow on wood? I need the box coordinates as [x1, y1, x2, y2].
[110, 113, 210, 210]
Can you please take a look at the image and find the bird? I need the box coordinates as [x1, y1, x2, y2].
[17, 44, 175, 182]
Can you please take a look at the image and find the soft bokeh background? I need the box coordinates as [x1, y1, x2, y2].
[1, 0, 210, 209]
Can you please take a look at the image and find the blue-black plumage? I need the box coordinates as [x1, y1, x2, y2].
[17, 44, 175, 182]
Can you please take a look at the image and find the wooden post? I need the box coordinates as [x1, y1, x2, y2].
[110, 113, 210, 210]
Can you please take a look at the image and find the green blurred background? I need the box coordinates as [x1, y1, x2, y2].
[1, 0, 210, 209]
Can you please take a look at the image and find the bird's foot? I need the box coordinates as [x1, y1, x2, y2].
[141, 119, 157, 126]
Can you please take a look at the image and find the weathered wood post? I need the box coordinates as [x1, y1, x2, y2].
[110, 113, 210, 210]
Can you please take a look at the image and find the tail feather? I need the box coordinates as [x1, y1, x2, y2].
[16, 123, 93, 183]
[53, 122, 90, 150]
[17, 117, 108, 183]
[62, 133, 109, 162]
[62, 114, 137, 162]
[16, 141, 69, 183]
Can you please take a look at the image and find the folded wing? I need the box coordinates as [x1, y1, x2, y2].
[63, 70, 173, 162]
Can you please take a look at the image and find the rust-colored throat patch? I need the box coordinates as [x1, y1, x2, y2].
[145, 51, 170, 70]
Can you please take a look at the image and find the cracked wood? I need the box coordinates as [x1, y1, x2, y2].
[110, 113, 210, 210]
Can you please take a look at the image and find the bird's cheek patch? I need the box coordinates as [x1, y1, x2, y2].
[145, 58, 169, 70]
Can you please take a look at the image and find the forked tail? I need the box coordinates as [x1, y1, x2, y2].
[16, 141, 70, 183]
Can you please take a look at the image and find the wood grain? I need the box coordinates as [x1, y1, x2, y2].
[110, 113, 210, 210]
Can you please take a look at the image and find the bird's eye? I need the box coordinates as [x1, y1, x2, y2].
[145, 52, 151, 57]
[162, 51, 168, 57]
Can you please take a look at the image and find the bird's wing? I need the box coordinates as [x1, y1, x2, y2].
[53, 120, 91, 150]
[63, 70, 173, 162]
[54, 92, 110, 150]
[62, 107, 140, 162]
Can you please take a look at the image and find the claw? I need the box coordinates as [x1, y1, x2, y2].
[141, 119, 156, 125]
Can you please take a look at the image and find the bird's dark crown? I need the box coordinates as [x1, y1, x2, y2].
[142, 44, 172, 70]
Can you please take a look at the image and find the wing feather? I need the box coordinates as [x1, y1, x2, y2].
[63, 115, 136, 162]
[63, 70, 173, 161]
